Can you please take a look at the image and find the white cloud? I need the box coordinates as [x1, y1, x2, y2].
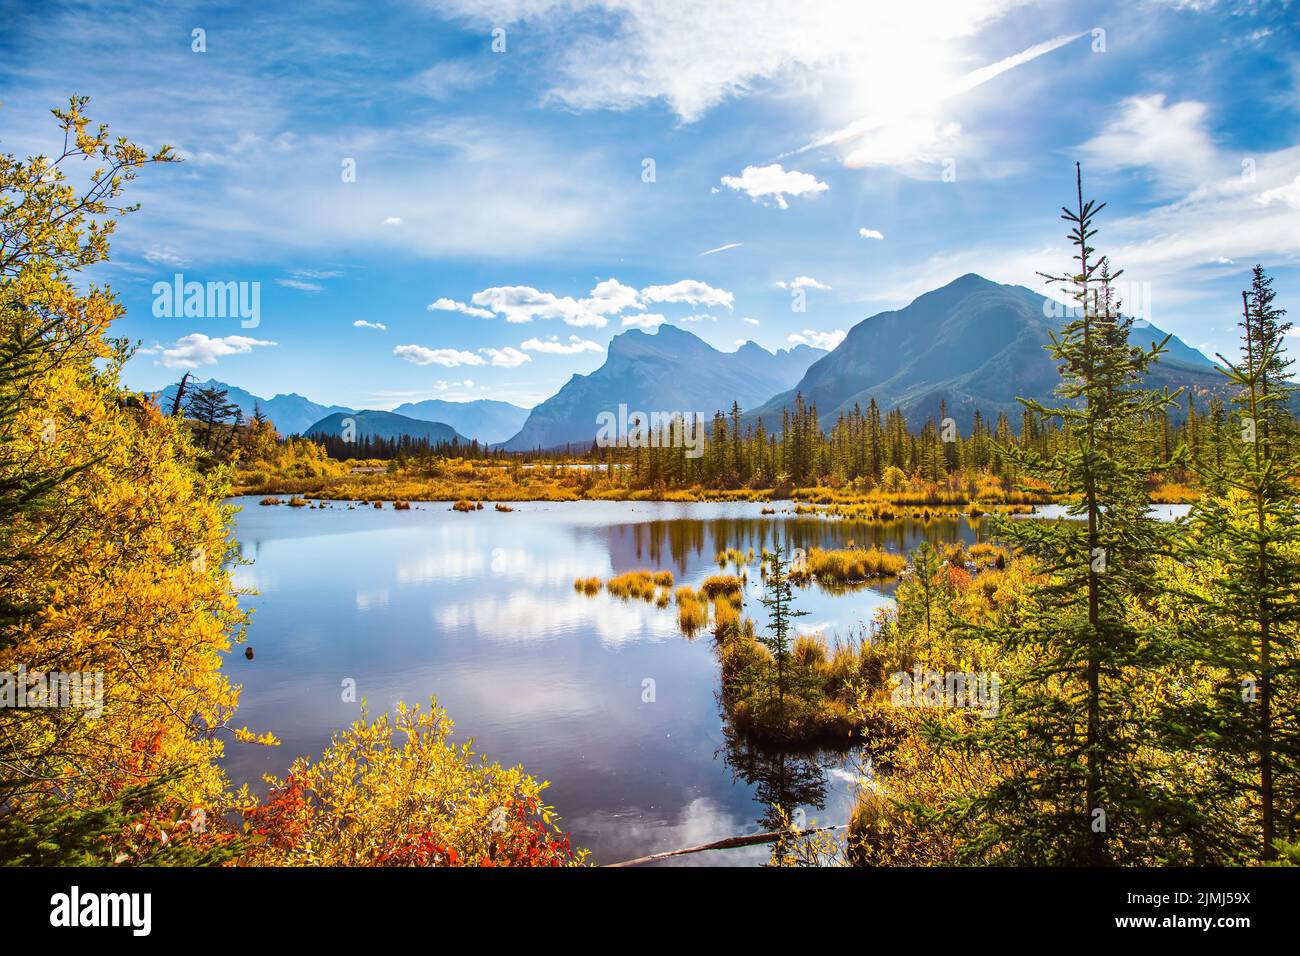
[382, 216, 403, 225]
[429, 297, 495, 319]
[720, 164, 828, 209]
[445, 277, 737, 330]
[859, 227, 884, 240]
[862, 142, 1300, 333]
[442, 1, 1035, 123]
[154, 333, 277, 369]
[776, 276, 831, 290]
[394, 345, 486, 367]
[409, 60, 493, 100]
[742, 316, 760, 326]
[480, 346, 532, 368]
[471, 285, 607, 327]
[621, 312, 669, 329]
[353, 319, 387, 330]
[435, 379, 475, 390]
[276, 277, 324, 292]
[788, 328, 845, 350]
[699, 241, 743, 256]
[144, 247, 189, 268]
[581, 278, 643, 315]
[1257, 174, 1300, 209]
[521, 335, 604, 355]
[640, 279, 734, 309]
[1077, 94, 1218, 192]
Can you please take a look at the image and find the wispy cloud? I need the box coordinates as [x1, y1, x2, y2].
[699, 241, 743, 256]
[793, 31, 1087, 171]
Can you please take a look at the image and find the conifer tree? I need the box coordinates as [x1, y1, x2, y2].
[951, 165, 1185, 864]
[756, 545, 809, 726]
[1171, 271, 1300, 861]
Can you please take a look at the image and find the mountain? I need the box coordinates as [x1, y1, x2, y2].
[154, 379, 528, 444]
[746, 273, 1230, 431]
[391, 398, 530, 445]
[303, 410, 469, 445]
[156, 378, 353, 436]
[499, 324, 825, 451]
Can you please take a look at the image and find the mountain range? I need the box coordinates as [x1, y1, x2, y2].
[155, 379, 526, 444]
[154, 274, 1239, 451]
[390, 398, 528, 445]
[156, 379, 353, 437]
[500, 325, 825, 451]
[303, 410, 469, 445]
[747, 273, 1227, 431]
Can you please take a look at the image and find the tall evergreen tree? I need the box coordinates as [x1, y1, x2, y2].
[951, 165, 1185, 864]
[1171, 272, 1300, 861]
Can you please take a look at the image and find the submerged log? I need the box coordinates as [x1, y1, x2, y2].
[604, 824, 847, 867]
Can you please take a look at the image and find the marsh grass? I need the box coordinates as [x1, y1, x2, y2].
[789, 547, 906, 585]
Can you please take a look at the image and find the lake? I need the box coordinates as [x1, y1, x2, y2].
[221, 497, 1186, 865]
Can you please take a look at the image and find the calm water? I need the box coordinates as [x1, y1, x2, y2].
[220, 497, 1183, 865]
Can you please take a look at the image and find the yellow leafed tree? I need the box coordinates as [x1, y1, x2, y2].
[0, 97, 254, 825]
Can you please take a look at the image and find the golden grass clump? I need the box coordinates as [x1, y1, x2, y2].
[712, 596, 740, 632]
[452, 499, 476, 512]
[700, 574, 744, 600]
[792, 632, 828, 668]
[676, 590, 708, 636]
[393, 500, 411, 510]
[494, 503, 514, 512]
[605, 570, 659, 601]
[574, 576, 602, 596]
[789, 547, 905, 584]
[287, 497, 308, 508]
[652, 570, 674, 587]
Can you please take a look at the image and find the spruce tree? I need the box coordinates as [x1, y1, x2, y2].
[1172, 271, 1300, 861]
[952, 165, 1184, 864]
[756, 545, 809, 726]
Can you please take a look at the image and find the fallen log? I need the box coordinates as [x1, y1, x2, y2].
[604, 824, 848, 867]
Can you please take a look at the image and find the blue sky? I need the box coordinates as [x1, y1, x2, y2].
[2, 0, 1297, 410]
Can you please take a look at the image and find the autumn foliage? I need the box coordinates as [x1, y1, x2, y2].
[0, 99, 584, 867]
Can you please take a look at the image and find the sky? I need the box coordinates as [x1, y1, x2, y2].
[2, 0, 1298, 410]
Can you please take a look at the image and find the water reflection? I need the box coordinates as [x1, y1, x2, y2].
[220, 497, 1050, 865]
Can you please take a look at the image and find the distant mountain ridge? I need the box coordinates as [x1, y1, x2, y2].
[746, 273, 1230, 432]
[392, 398, 528, 445]
[154, 378, 528, 444]
[304, 410, 469, 445]
[499, 324, 826, 451]
[156, 379, 352, 437]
